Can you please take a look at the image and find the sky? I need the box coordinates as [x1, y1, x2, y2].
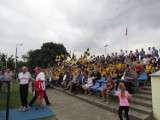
[0, 0, 160, 58]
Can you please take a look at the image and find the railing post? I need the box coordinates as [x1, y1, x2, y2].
[6, 81, 10, 120]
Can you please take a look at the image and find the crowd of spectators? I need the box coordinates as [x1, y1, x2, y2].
[44, 47, 160, 99]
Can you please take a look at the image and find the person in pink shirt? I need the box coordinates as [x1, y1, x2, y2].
[114, 82, 132, 120]
[4, 68, 15, 92]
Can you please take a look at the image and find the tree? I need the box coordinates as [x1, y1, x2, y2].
[40, 42, 68, 66]
[0, 53, 15, 72]
[23, 42, 68, 71]
[21, 54, 28, 62]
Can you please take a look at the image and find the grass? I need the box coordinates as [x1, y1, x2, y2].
[0, 81, 36, 109]
[0, 81, 58, 120]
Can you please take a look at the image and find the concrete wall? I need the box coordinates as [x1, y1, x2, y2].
[150, 71, 160, 120]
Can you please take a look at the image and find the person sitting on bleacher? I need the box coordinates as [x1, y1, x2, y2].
[92, 68, 101, 85]
[125, 67, 139, 94]
[82, 72, 95, 95]
[80, 71, 88, 94]
[100, 75, 114, 103]
[135, 61, 145, 74]
[119, 63, 126, 78]
[145, 62, 152, 83]
[61, 71, 69, 88]
[55, 71, 63, 87]
[111, 66, 120, 80]
[68, 70, 82, 94]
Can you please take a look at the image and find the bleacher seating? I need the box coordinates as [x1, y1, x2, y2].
[96, 82, 106, 91]
[97, 77, 106, 83]
[90, 82, 100, 91]
[138, 73, 148, 81]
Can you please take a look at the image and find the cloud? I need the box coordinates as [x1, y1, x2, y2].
[0, 0, 160, 58]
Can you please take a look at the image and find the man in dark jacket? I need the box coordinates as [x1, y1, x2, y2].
[79, 71, 88, 94]
[92, 69, 101, 85]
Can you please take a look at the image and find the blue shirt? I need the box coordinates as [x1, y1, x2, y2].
[76, 75, 82, 83]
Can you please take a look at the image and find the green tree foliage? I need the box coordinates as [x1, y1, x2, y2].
[23, 42, 68, 71]
[0, 53, 15, 71]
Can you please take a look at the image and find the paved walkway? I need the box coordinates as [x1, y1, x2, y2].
[46, 89, 119, 120]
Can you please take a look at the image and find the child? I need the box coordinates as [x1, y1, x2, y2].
[34, 79, 44, 111]
[114, 82, 132, 120]
[100, 75, 114, 103]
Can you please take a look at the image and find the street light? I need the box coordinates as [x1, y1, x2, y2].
[15, 44, 23, 75]
[104, 45, 108, 56]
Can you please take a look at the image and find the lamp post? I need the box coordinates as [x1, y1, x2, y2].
[5, 54, 8, 69]
[15, 44, 23, 75]
[104, 45, 108, 56]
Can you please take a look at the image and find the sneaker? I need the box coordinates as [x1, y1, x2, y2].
[35, 106, 43, 111]
[28, 105, 33, 108]
[88, 92, 92, 96]
[106, 100, 110, 104]
[35, 106, 39, 111]
[18, 106, 23, 111]
[63, 88, 67, 91]
[100, 99, 106, 102]
[21, 106, 27, 112]
[39, 106, 43, 111]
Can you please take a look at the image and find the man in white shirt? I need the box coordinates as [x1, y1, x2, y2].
[146, 47, 152, 58]
[18, 66, 31, 112]
[29, 66, 51, 107]
[124, 50, 129, 57]
[142, 55, 148, 67]
[119, 49, 124, 57]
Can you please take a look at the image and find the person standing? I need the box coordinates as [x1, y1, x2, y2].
[114, 82, 132, 120]
[29, 67, 51, 107]
[152, 47, 159, 58]
[34, 79, 44, 111]
[4, 68, 14, 92]
[18, 66, 31, 112]
[0, 71, 3, 91]
[146, 47, 152, 58]
[139, 48, 145, 61]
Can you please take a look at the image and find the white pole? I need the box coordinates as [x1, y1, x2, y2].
[125, 27, 128, 51]
[126, 35, 127, 51]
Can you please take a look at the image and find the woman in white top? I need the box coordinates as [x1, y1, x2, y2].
[18, 66, 31, 112]
[82, 74, 95, 95]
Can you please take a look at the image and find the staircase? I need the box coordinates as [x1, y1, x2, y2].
[129, 85, 152, 120]
[53, 85, 153, 120]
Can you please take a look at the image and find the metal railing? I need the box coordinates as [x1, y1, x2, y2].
[0, 79, 10, 120]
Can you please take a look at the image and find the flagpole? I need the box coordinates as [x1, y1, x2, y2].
[126, 35, 127, 51]
[125, 28, 128, 51]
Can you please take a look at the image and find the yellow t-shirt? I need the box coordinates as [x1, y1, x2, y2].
[101, 70, 106, 76]
[116, 63, 122, 69]
[146, 65, 152, 72]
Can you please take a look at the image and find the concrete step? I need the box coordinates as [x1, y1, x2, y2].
[126, 109, 151, 120]
[141, 86, 151, 91]
[147, 83, 151, 86]
[133, 97, 152, 108]
[134, 93, 152, 101]
[130, 103, 153, 114]
[53, 87, 152, 120]
[138, 89, 152, 95]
